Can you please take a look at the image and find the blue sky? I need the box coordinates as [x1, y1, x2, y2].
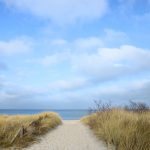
[0, 0, 150, 109]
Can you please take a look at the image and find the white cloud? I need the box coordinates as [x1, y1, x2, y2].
[51, 39, 68, 45]
[36, 42, 150, 84]
[36, 29, 127, 67]
[4, 0, 108, 24]
[0, 37, 33, 55]
[34, 31, 149, 82]
[1, 75, 150, 108]
[48, 78, 88, 91]
[84, 78, 150, 105]
[71, 45, 150, 80]
[104, 28, 128, 43]
[44, 78, 150, 106]
[96, 79, 150, 95]
[40, 52, 69, 66]
[74, 37, 103, 51]
[0, 92, 17, 99]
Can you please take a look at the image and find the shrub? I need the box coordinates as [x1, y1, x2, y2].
[124, 100, 149, 113]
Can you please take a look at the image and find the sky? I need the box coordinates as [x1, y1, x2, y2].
[0, 0, 150, 109]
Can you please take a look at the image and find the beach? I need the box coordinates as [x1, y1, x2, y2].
[25, 120, 108, 150]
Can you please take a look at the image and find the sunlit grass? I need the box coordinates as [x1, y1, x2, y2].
[81, 109, 150, 150]
[0, 112, 62, 149]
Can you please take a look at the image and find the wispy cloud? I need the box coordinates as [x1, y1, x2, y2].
[0, 37, 33, 55]
[4, 0, 108, 25]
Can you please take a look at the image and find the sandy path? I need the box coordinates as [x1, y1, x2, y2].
[25, 120, 108, 150]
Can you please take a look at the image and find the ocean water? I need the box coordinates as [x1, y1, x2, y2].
[0, 109, 90, 120]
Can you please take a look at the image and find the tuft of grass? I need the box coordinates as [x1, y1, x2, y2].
[0, 112, 62, 149]
[81, 109, 150, 150]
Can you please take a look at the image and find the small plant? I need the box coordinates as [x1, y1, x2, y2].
[124, 100, 149, 113]
[88, 100, 112, 114]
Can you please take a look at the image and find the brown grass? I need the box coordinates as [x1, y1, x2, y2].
[81, 109, 150, 150]
[0, 112, 62, 149]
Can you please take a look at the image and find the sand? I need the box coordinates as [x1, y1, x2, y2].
[25, 120, 108, 150]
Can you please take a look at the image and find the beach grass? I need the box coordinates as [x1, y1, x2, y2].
[0, 112, 62, 149]
[81, 109, 150, 150]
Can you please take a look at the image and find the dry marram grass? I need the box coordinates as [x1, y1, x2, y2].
[82, 109, 150, 150]
[0, 112, 62, 149]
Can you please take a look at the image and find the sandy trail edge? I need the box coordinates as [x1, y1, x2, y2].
[25, 120, 108, 150]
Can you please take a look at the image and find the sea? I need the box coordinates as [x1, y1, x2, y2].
[0, 109, 90, 120]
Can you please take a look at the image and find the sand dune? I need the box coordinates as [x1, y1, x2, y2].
[25, 120, 108, 150]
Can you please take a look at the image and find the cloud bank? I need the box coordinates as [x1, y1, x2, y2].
[0, 0, 150, 108]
